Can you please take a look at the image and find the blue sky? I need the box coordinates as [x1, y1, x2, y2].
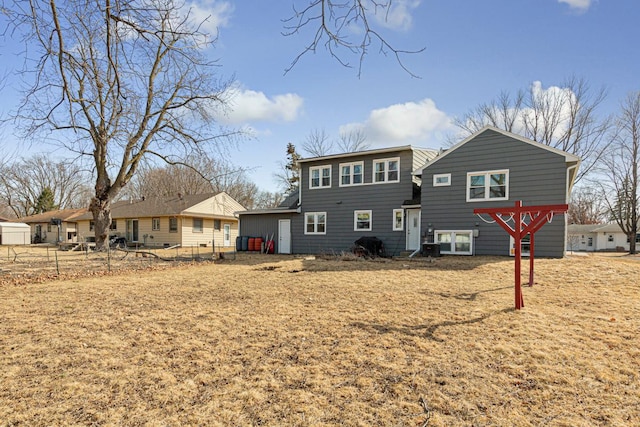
[1, 0, 639, 193]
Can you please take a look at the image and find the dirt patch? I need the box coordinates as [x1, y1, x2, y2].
[0, 253, 638, 426]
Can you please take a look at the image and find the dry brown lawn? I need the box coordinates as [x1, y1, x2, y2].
[0, 252, 638, 426]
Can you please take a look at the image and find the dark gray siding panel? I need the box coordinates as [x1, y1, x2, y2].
[421, 130, 569, 257]
[296, 149, 416, 256]
[239, 212, 297, 253]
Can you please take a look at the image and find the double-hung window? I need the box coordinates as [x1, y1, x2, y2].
[305, 212, 326, 235]
[169, 217, 178, 233]
[340, 161, 364, 186]
[373, 158, 400, 183]
[467, 170, 508, 202]
[310, 165, 331, 189]
[193, 218, 203, 233]
[152, 217, 160, 231]
[354, 210, 372, 231]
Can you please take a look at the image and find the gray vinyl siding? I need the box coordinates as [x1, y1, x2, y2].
[421, 130, 569, 257]
[238, 212, 297, 253]
[295, 149, 417, 256]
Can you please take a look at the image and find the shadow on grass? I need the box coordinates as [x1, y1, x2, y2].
[425, 285, 514, 301]
[352, 307, 514, 342]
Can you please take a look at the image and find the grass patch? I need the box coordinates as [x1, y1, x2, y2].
[0, 253, 638, 426]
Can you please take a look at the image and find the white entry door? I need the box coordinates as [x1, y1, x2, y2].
[406, 209, 421, 250]
[278, 219, 291, 254]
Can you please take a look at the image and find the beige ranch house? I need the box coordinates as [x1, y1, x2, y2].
[21, 208, 87, 244]
[75, 192, 245, 249]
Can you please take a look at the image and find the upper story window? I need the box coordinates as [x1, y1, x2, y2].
[340, 161, 364, 186]
[467, 170, 508, 202]
[373, 158, 400, 183]
[310, 165, 332, 189]
[433, 173, 451, 187]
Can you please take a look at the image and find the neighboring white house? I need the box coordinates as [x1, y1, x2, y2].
[0, 222, 31, 245]
[567, 223, 639, 252]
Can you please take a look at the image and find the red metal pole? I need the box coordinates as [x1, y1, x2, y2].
[528, 232, 535, 287]
[514, 202, 523, 309]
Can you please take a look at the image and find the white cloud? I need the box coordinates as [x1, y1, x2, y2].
[187, 0, 234, 35]
[217, 85, 304, 125]
[371, 0, 421, 31]
[340, 98, 454, 146]
[558, 0, 592, 13]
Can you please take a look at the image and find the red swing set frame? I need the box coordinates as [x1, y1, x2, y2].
[473, 201, 568, 310]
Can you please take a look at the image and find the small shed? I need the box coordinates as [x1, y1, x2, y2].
[0, 222, 31, 245]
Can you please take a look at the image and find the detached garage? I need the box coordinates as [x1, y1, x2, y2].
[0, 222, 31, 245]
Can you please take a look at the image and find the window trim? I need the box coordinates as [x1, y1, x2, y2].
[304, 212, 327, 235]
[339, 161, 364, 187]
[193, 217, 204, 233]
[152, 217, 160, 231]
[433, 173, 451, 187]
[309, 165, 332, 189]
[466, 169, 509, 202]
[354, 210, 372, 231]
[434, 230, 473, 255]
[392, 209, 404, 231]
[373, 157, 400, 184]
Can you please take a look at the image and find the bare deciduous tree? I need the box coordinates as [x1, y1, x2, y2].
[301, 128, 369, 158]
[336, 128, 369, 153]
[302, 128, 333, 157]
[455, 77, 611, 183]
[600, 91, 640, 254]
[123, 155, 271, 210]
[284, 0, 425, 77]
[0, 154, 91, 217]
[568, 185, 607, 225]
[4, 0, 239, 248]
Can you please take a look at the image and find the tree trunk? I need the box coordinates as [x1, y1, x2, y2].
[89, 195, 112, 250]
[630, 230, 637, 255]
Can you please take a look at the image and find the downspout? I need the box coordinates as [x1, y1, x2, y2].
[564, 162, 580, 255]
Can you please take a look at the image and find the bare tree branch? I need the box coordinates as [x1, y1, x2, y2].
[283, 0, 425, 78]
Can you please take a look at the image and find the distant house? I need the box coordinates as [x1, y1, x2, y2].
[416, 126, 580, 257]
[567, 223, 639, 252]
[240, 126, 580, 258]
[239, 146, 437, 256]
[21, 208, 87, 244]
[75, 192, 245, 249]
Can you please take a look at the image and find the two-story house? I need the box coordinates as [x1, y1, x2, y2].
[238, 146, 437, 256]
[416, 126, 580, 257]
[240, 127, 580, 258]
